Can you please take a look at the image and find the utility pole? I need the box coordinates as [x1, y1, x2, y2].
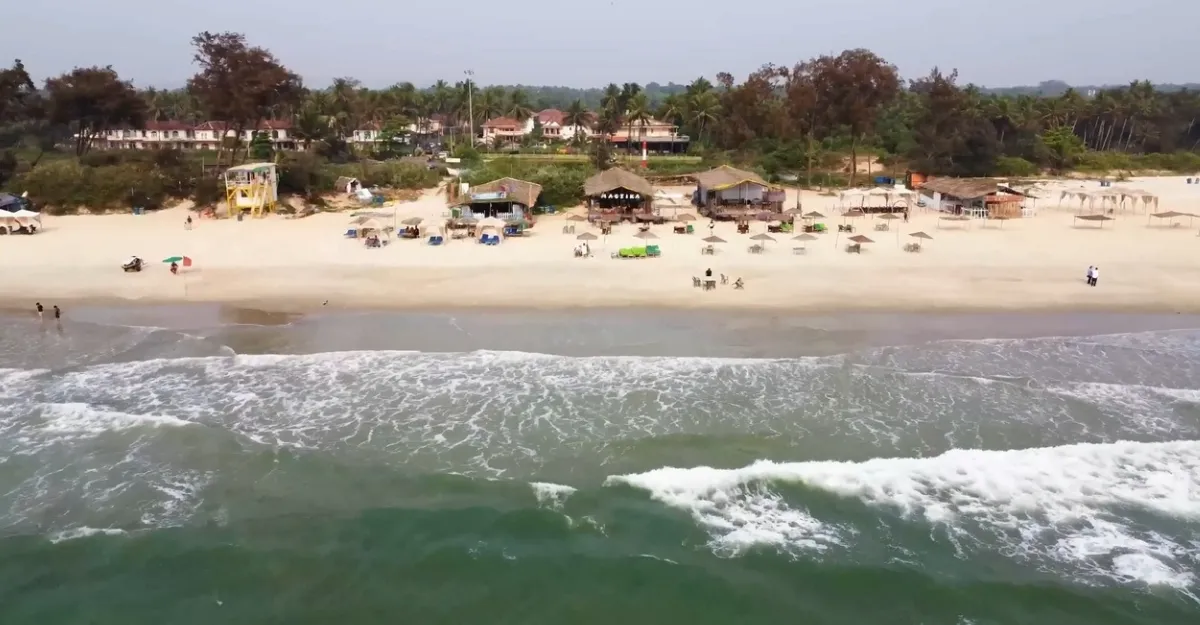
[464, 69, 475, 147]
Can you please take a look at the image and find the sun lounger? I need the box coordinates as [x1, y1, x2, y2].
[646, 245, 661, 257]
[428, 236, 444, 246]
[345, 229, 357, 238]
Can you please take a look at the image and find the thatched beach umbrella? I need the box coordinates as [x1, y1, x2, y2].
[1073, 214, 1114, 228]
[576, 232, 598, 241]
[633, 230, 659, 240]
[702, 235, 727, 243]
[803, 211, 825, 219]
[792, 232, 817, 253]
[909, 231, 933, 241]
[1148, 210, 1194, 227]
[567, 214, 588, 222]
[750, 233, 776, 242]
[848, 234, 874, 244]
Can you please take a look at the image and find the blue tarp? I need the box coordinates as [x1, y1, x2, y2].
[0, 193, 24, 211]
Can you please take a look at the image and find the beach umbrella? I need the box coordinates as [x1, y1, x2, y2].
[702, 235, 726, 243]
[909, 232, 933, 240]
[401, 217, 423, 226]
[576, 232, 598, 240]
[675, 214, 696, 222]
[877, 212, 900, 220]
[633, 230, 658, 240]
[750, 233, 776, 242]
[848, 235, 874, 244]
[567, 214, 588, 222]
[803, 211, 825, 219]
[792, 233, 817, 241]
[162, 256, 193, 267]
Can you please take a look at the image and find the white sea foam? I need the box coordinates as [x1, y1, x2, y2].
[610, 440, 1200, 589]
[530, 482, 577, 510]
[38, 402, 194, 434]
[48, 527, 128, 544]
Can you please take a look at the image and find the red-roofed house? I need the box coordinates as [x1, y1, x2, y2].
[87, 120, 297, 150]
[526, 109, 565, 139]
[482, 117, 525, 143]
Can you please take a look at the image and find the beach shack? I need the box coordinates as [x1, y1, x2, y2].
[454, 177, 542, 221]
[583, 168, 655, 221]
[692, 165, 784, 216]
[918, 178, 1029, 219]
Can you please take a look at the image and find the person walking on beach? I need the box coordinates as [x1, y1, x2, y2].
[53, 305, 61, 320]
[1090, 266, 1099, 287]
[1085, 266, 1094, 286]
[35, 302, 43, 320]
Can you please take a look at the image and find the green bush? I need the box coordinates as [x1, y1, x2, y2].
[11, 159, 170, 213]
[463, 157, 594, 207]
[994, 156, 1039, 177]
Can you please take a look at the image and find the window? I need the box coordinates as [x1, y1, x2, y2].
[172, 131, 179, 138]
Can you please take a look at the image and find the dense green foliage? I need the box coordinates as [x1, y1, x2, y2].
[5, 33, 1200, 212]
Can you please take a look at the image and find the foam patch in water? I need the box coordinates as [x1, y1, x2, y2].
[611, 440, 1200, 589]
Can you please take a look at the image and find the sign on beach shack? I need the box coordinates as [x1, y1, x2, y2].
[583, 168, 655, 213]
[918, 178, 1029, 218]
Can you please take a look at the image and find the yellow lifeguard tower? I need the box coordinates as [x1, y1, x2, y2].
[223, 162, 278, 218]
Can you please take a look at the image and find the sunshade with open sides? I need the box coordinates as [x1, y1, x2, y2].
[162, 256, 193, 266]
[847, 235, 874, 244]
[576, 232, 598, 240]
[702, 236, 726, 243]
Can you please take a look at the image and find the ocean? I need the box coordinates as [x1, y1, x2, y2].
[1, 306, 1198, 624]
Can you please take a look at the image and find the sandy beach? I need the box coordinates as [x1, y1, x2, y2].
[3, 175, 1199, 313]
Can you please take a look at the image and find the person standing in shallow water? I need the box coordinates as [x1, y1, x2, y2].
[35, 302, 43, 320]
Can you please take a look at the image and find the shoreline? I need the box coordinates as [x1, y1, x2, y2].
[7, 265, 1200, 315]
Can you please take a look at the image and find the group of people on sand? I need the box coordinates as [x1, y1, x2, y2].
[34, 302, 61, 321]
[1085, 266, 1101, 287]
[703, 268, 744, 290]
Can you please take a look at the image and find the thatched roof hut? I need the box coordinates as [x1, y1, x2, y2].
[583, 168, 654, 198]
[455, 177, 542, 208]
[920, 178, 1028, 218]
[693, 165, 778, 190]
[919, 178, 1027, 200]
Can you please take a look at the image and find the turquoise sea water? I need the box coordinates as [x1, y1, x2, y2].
[1, 308, 1198, 624]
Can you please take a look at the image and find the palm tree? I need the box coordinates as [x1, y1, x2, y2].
[564, 99, 590, 144]
[626, 92, 651, 155]
[690, 91, 721, 144]
[507, 89, 533, 122]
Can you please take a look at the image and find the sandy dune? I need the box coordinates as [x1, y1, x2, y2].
[2, 176, 1199, 313]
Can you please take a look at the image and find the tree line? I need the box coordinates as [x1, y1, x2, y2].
[3, 32, 1200, 189]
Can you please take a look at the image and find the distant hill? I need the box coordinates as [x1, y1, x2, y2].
[491, 80, 1200, 110]
[980, 80, 1200, 97]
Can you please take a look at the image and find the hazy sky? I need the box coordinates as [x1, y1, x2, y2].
[6, 0, 1197, 89]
